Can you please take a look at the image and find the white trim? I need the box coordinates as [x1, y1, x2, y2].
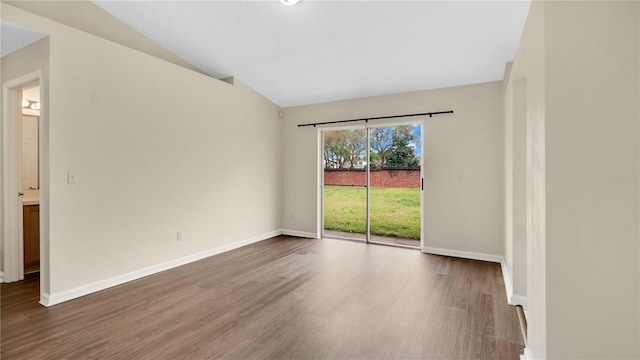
[317, 130, 323, 238]
[521, 347, 533, 360]
[511, 294, 527, 308]
[419, 122, 424, 250]
[501, 259, 514, 299]
[39, 292, 51, 307]
[421, 246, 503, 263]
[282, 229, 320, 239]
[43, 230, 280, 307]
[501, 259, 528, 308]
[3, 70, 42, 284]
[0, 271, 4, 283]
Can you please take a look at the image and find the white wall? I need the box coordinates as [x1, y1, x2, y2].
[2, 4, 282, 301]
[21, 114, 39, 190]
[508, 1, 640, 358]
[283, 81, 505, 258]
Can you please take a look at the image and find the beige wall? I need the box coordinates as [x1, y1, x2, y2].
[0, 36, 50, 292]
[512, 78, 527, 299]
[545, 1, 639, 358]
[283, 81, 505, 258]
[508, 1, 640, 358]
[5, 3, 640, 358]
[507, 1, 547, 356]
[2, 4, 282, 301]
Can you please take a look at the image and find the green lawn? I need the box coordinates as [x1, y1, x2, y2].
[323, 185, 421, 240]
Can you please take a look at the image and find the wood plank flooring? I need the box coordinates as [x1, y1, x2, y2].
[1, 236, 524, 359]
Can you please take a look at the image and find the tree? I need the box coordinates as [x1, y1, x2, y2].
[324, 130, 365, 169]
[324, 126, 418, 169]
[344, 129, 366, 169]
[323, 131, 342, 168]
[386, 125, 419, 168]
[369, 127, 393, 168]
[369, 152, 380, 169]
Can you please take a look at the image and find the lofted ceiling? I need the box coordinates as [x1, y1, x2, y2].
[4, 1, 531, 108]
[94, 1, 530, 107]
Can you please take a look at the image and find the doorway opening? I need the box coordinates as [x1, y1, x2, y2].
[21, 85, 41, 275]
[321, 123, 423, 249]
[2, 70, 47, 304]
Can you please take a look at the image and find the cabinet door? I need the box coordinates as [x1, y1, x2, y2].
[23, 205, 40, 267]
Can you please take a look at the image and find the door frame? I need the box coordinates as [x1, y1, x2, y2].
[2, 70, 45, 290]
[319, 124, 366, 243]
[319, 120, 424, 249]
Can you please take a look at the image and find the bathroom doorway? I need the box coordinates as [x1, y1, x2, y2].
[2, 70, 46, 303]
[21, 85, 41, 274]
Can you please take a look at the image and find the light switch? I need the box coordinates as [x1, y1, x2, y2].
[68, 170, 78, 184]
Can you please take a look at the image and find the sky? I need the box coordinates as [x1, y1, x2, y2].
[412, 124, 421, 157]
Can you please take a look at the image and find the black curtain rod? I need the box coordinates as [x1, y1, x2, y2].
[297, 110, 453, 128]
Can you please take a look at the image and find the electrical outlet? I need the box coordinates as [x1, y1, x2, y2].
[68, 170, 78, 184]
[177, 231, 183, 241]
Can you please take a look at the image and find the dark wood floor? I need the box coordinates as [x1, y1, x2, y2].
[1, 236, 524, 359]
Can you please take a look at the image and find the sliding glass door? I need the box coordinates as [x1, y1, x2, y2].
[322, 124, 422, 249]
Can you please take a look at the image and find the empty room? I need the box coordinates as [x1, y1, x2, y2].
[1, 1, 639, 359]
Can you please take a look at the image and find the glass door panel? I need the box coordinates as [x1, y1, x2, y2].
[322, 129, 367, 241]
[368, 125, 422, 248]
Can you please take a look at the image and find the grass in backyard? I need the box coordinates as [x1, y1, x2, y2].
[323, 185, 421, 240]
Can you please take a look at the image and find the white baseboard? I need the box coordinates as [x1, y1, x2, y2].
[44, 230, 281, 307]
[40, 292, 51, 307]
[510, 294, 527, 308]
[0, 271, 4, 283]
[501, 259, 514, 299]
[500, 259, 527, 308]
[281, 229, 320, 239]
[421, 246, 503, 263]
[521, 347, 533, 360]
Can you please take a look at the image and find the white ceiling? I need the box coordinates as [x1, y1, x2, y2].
[0, 20, 48, 57]
[12, 1, 530, 108]
[95, 0, 531, 107]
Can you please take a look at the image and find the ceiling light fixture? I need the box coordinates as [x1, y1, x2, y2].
[278, 0, 302, 5]
[22, 100, 41, 110]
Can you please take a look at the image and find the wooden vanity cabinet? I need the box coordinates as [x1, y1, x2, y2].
[23, 205, 40, 269]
